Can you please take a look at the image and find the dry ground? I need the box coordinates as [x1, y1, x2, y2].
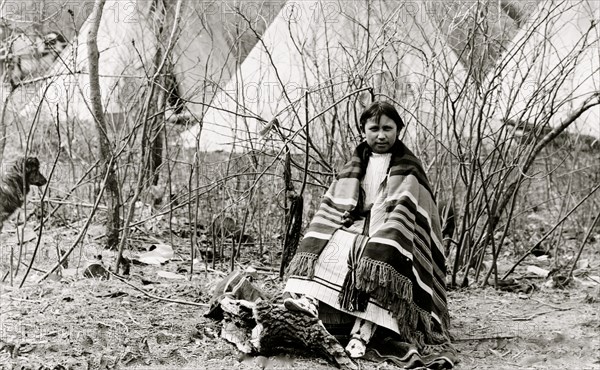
[0, 225, 599, 370]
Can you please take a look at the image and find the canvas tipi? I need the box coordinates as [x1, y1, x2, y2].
[491, 0, 599, 139]
[10, 0, 284, 133]
[180, 0, 468, 153]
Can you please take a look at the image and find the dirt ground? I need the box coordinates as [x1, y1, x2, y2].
[1, 226, 599, 370]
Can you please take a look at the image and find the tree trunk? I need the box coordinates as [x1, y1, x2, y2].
[87, 0, 121, 249]
[0, 89, 15, 167]
[279, 193, 303, 278]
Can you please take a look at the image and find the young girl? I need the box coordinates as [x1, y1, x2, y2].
[284, 101, 453, 360]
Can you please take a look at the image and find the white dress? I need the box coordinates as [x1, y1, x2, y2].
[284, 153, 400, 333]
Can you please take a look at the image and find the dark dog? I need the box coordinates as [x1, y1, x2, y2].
[0, 157, 47, 232]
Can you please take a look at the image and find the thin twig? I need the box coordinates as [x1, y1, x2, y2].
[567, 209, 600, 278]
[38, 156, 115, 282]
[512, 308, 574, 321]
[454, 335, 516, 342]
[20, 109, 62, 287]
[110, 272, 208, 308]
[502, 182, 600, 280]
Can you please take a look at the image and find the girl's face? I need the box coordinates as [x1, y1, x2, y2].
[364, 115, 398, 153]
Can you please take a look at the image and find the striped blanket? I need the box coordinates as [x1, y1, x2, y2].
[287, 140, 452, 352]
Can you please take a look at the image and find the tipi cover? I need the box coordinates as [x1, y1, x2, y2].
[11, 0, 283, 130]
[492, 0, 599, 139]
[181, 0, 467, 153]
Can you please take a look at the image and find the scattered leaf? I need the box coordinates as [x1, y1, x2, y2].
[62, 268, 78, 278]
[577, 259, 590, 269]
[83, 264, 110, 280]
[527, 265, 549, 278]
[157, 271, 186, 280]
[552, 332, 565, 343]
[96, 291, 129, 298]
[136, 244, 174, 265]
[3, 229, 37, 244]
[87, 224, 106, 238]
[47, 273, 62, 282]
[140, 278, 160, 285]
[176, 265, 188, 274]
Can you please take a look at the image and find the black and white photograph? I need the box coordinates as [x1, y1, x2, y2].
[0, 1, 598, 369]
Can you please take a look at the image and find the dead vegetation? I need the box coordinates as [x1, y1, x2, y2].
[1, 0, 599, 369]
[0, 243, 598, 369]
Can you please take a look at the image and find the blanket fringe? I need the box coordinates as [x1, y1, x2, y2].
[285, 252, 318, 278]
[410, 308, 456, 352]
[354, 258, 413, 304]
[338, 269, 370, 312]
[353, 257, 453, 350]
[354, 258, 418, 339]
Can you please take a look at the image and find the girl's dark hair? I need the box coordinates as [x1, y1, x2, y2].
[359, 101, 405, 132]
